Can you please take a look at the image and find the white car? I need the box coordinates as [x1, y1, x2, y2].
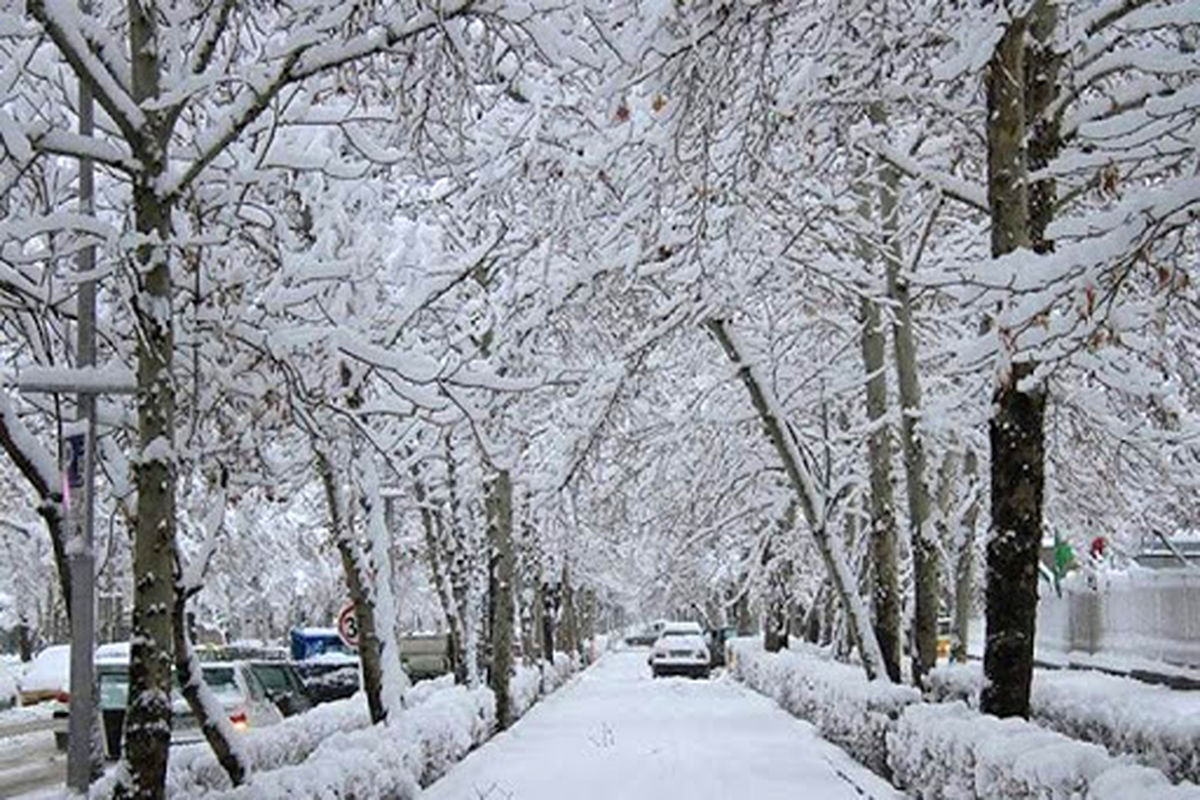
[17, 644, 70, 705]
[648, 621, 711, 679]
[95, 653, 283, 758]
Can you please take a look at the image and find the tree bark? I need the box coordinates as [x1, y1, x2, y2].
[172, 586, 246, 787]
[856, 254, 902, 681]
[120, 3, 177, 792]
[706, 318, 887, 679]
[871, 120, 938, 686]
[981, 4, 1047, 720]
[952, 448, 979, 663]
[556, 562, 580, 656]
[854, 150, 902, 682]
[415, 474, 466, 682]
[486, 470, 515, 729]
[315, 448, 387, 724]
[762, 506, 795, 653]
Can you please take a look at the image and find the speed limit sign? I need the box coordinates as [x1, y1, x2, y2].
[337, 602, 359, 650]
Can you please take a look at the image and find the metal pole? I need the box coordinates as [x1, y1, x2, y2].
[67, 20, 98, 788]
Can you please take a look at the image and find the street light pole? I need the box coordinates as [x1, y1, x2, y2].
[66, 14, 99, 787]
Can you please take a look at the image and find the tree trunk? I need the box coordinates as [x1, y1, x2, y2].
[762, 509, 795, 653]
[981, 5, 1047, 720]
[539, 580, 555, 661]
[705, 318, 887, 679]
[172, 587, 246, 787]
[315, 448, 387, 724]
[557, 562, 580, 656]
[121, 3, 176, 792]
[362, 456, 409, 718]
[486, 470, 515, 729]
[872, 123, 938, 686]
[858, 293, 902, 682]
[416, 477, 465, 682]
[952, 449, 980, 663]
[854, 156, 902, 682]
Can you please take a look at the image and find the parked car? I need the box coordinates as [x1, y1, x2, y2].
[292, 655, 361, 705]
[625, 620, 668, 647]
[17, 644, 69, 705]
[289, 628, 355, 661]
[648, 621, 710, 679]
[95, 653, 283, 759]
[399, 634, 451, 681]
[247, 660, 312, 717]
[172, 662, 283, 745]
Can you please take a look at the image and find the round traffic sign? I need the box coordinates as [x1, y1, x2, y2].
[337, 602, 359, 649]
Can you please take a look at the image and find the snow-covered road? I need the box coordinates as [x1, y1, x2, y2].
[421, 649, 906, 799]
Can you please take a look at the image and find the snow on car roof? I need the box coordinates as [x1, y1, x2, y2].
[660, 621, 704, 633]
[19, 644, 70, 692]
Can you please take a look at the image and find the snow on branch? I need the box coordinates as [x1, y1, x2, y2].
[26, 0, 144, 143]
[0, 391, 61, 500]
[862, 140, 988, 213]
[166, 0, 480, 200]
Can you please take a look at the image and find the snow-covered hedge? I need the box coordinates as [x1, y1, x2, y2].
[888, 701, 1200, 799]
[203, 681, 494, 800]
[511, 653, 576, 719]
[926, 662, 1200, 784]
[727, 638, 920, 777]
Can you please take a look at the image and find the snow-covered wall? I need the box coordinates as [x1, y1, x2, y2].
[890, 701, 1200, 800]
[1039, 569, 1200, 669]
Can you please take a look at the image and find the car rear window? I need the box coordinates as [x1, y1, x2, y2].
[202, 667, 241, 703]
[253, 665, 291, 692]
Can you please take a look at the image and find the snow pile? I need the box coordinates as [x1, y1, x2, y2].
[926, 662, 1200, 783]
[888, 701, 1200, 799]
[727, 638, 920, 776]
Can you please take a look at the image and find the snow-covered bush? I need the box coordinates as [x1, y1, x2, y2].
[727, 638, 920, 777]
[86, 692, 375, 797]
[925, 662, 1200, 784]
[888, 701, 1200, 800]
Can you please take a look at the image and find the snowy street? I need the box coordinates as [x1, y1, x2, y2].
[421, 649, 906, 800]
[0, 719, 62, 799]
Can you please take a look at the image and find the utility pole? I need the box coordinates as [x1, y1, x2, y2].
[66, 23, 99, 787]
